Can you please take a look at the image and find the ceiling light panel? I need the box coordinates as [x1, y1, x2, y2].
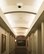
[13, 28, 29, 36]
[5, 13, 36, 28]
[4, 13, 36, 36]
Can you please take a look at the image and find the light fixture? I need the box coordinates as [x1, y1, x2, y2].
[15, 39, 17, 42]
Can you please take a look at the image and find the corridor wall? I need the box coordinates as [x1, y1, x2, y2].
[29, 29, 42, 54]
[0, 26, 15, 54]
[0, 26, 9, 54]
[41, 22, 44, 54]
[27, 32, 38, 54]
[9, 35, 15, 53]
[26, 36, 31, 52]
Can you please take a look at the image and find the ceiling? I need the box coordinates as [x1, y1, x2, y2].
[0, 0, 43, 13]
[0, 0, 43, 37]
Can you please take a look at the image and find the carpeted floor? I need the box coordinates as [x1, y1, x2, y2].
[10, 48, 31, 54]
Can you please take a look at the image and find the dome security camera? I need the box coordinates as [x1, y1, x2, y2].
[17, 3, 23, 8]
[18, 5, 22, 8]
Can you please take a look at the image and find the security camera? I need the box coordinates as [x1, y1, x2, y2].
[18, 5, 22, 8]
[17, 3, 23, 8]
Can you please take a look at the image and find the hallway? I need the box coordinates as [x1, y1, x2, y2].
[0, 0, 44, 54]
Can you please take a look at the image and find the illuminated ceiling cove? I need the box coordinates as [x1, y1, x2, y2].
[0, 0, 43, 37]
